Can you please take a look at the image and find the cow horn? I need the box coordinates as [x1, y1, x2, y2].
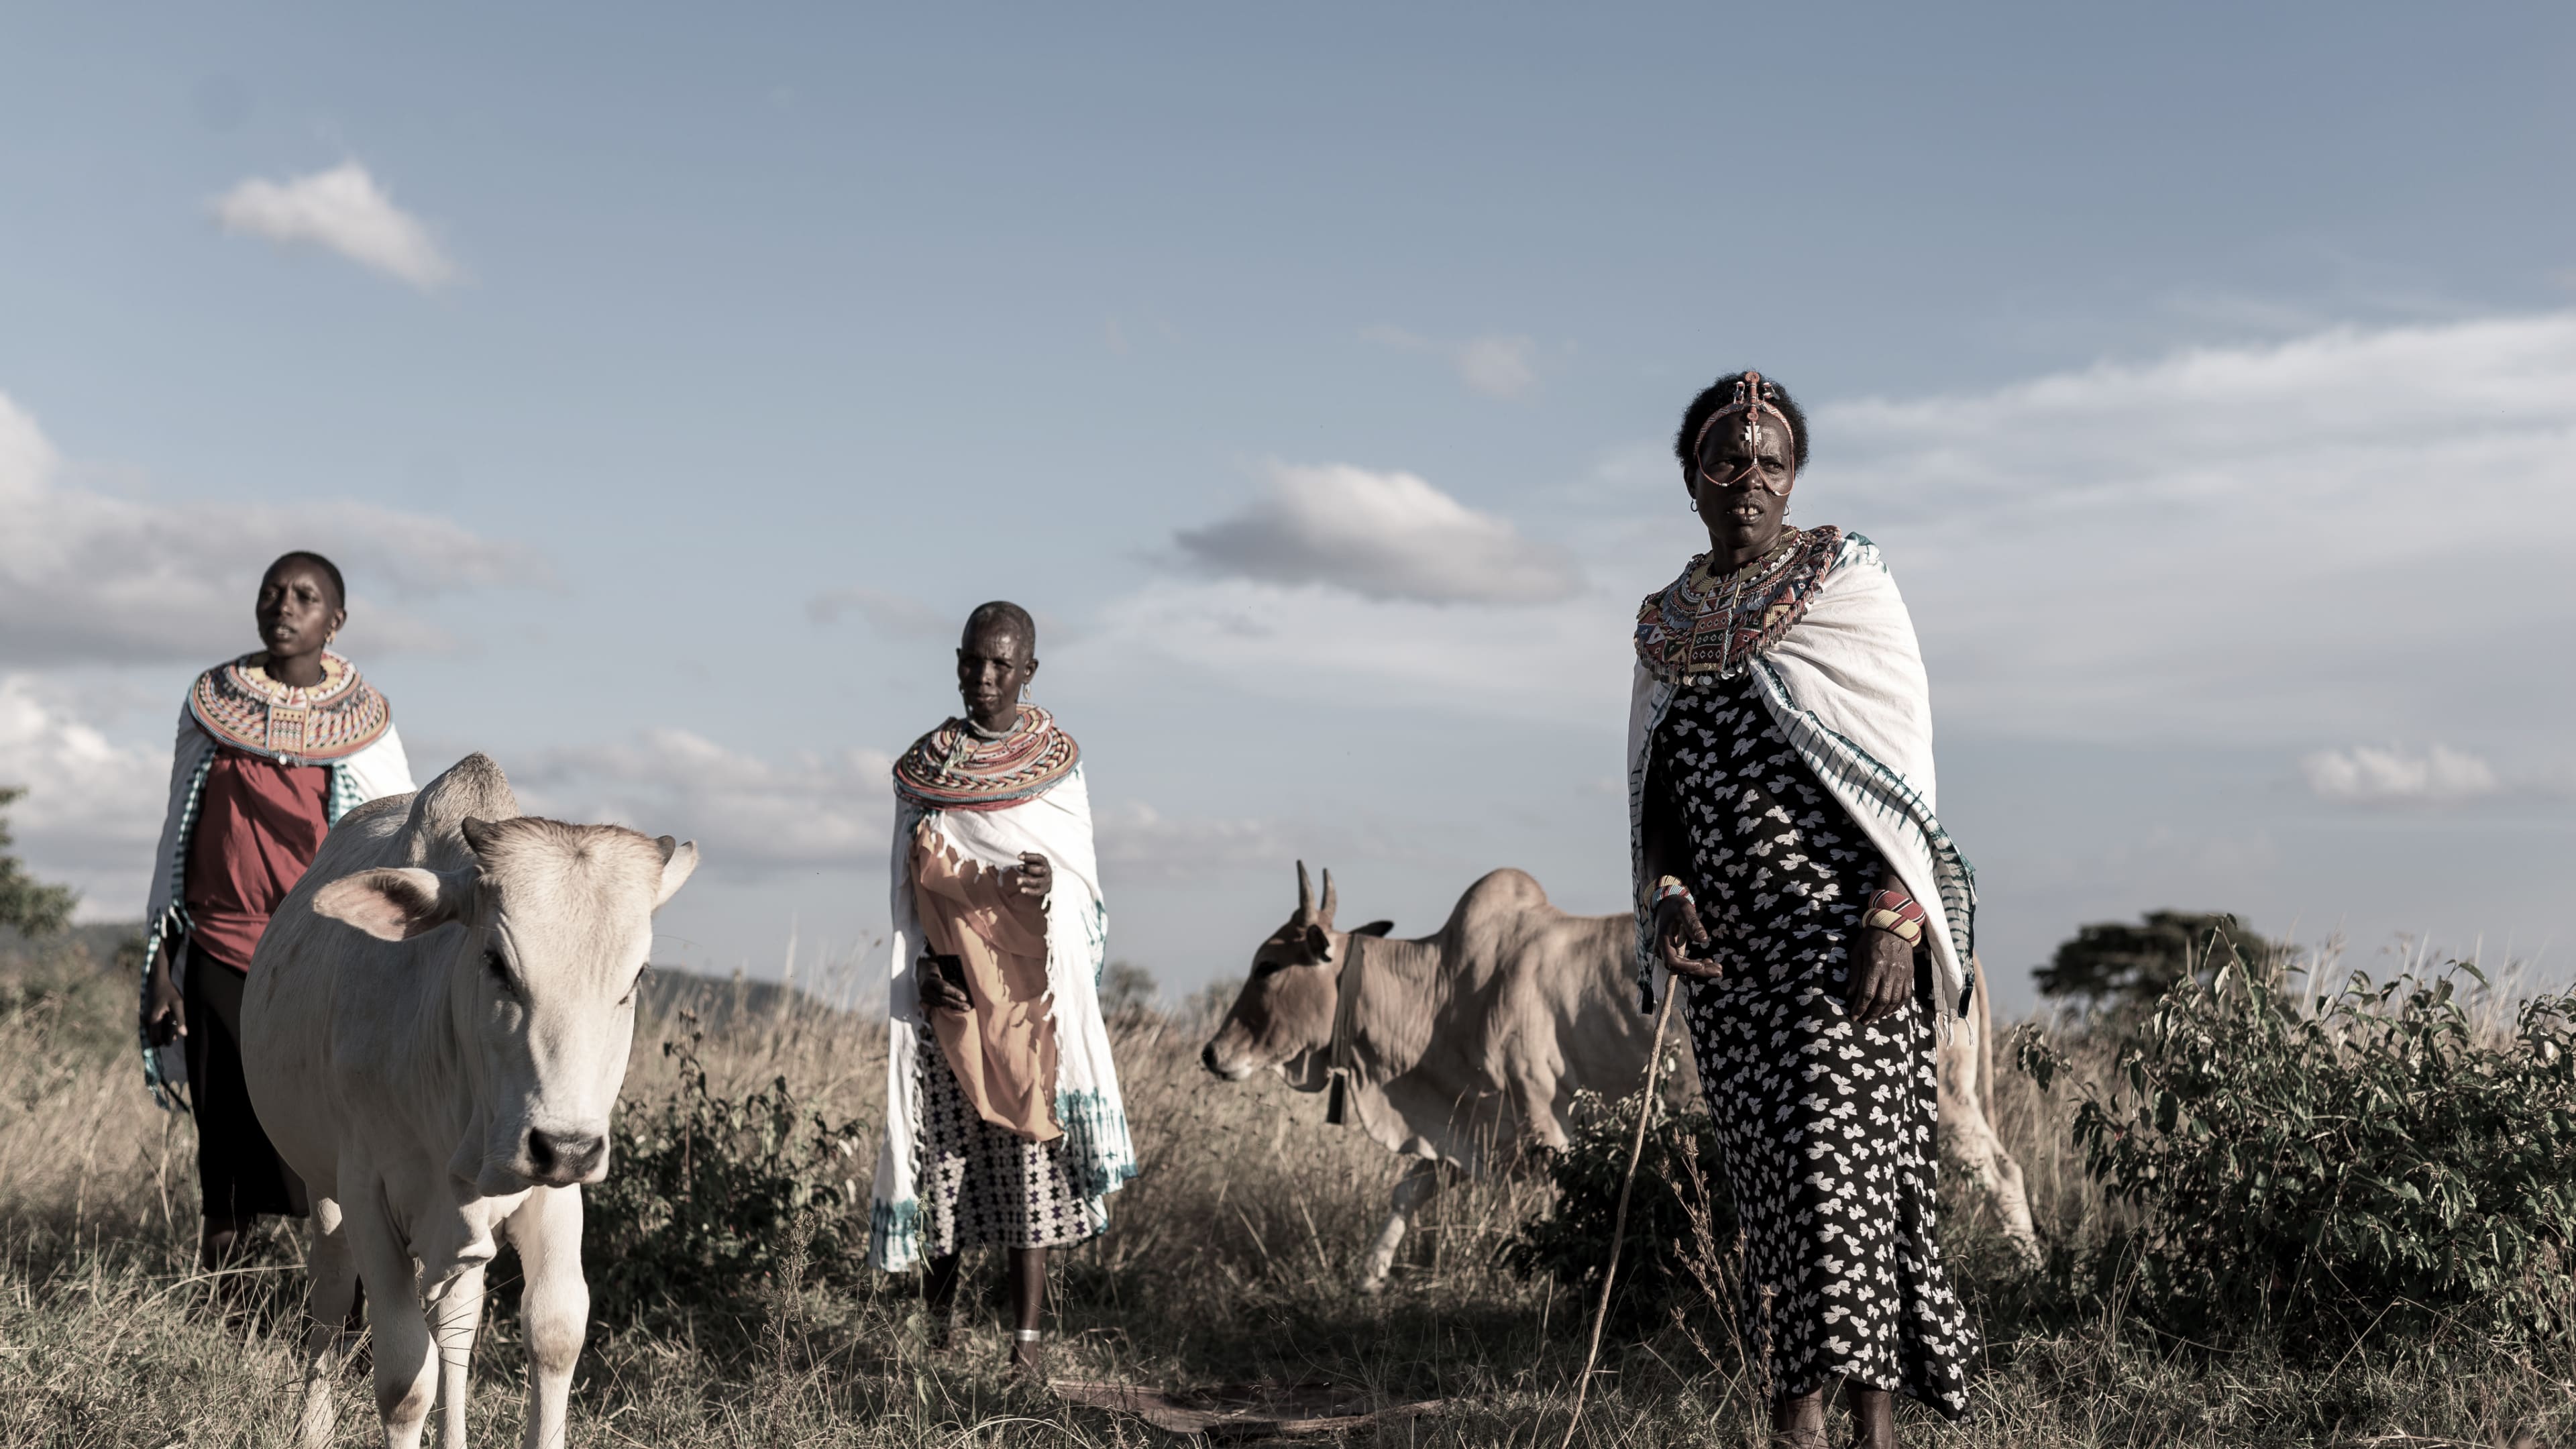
[1296, 860, 1313, 918]
[1320, 867, 1336, 925]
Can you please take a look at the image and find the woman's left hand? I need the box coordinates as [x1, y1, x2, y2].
[1845, 926, 1915, 1026]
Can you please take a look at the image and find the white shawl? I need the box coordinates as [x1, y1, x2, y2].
[138, 705, 414, 1107]
[867, 764, 1134, 1272]
[1626, 532, 1977, 1020]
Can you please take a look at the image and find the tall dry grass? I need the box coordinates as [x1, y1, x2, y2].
[2, 949, 2570, 1447]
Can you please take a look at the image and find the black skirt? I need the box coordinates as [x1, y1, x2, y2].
[182, 945, 309, 1221]
[1652, 672, 1972, 1417]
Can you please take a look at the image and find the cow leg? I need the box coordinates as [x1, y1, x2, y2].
[508, 1185, 588, 1449]
[1507, 1063, 1571, 1155]
[344, 1195, 436, 1449]
[1935, 1012, 2041, 1265]
[1360, 1159, 1439, 1292]
[429, 1264, 487, 1449]
[1942, 1106, 2040, 1263]
[293, 1196, 354, 1449]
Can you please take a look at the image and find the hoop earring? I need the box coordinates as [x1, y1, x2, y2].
[1688, 499, 1700, 514]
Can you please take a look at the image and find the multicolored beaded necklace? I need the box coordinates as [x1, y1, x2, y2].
[186, 651, 393, 764]
[892, 706, 1081, 812]
[1633, 525, 1845, 686]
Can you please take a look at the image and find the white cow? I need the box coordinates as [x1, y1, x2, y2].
[1201, 863, 2037, 1289]
[243, 754, 696, 1449]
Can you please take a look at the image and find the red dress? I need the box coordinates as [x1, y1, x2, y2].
[184, 747, 331, 973]
[181, 744, 329, 1221]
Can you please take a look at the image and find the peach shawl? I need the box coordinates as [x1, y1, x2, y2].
[911, 827, 1061, 1142]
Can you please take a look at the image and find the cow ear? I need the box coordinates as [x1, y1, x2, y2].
[1301, 922, 1332, 961]
[653, 838, 699, 910]
[1354, 920, 1395, 938]
[461, 816, 502, 858]
[315, 867, 475, 942]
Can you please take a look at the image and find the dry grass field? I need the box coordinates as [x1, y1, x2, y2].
[2, 939, 2571, 1448]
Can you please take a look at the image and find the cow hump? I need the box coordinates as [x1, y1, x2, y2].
[400, 753, 523, 869]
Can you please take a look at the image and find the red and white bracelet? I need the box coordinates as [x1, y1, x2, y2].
[1651, 875, 1695, 910]
[1863, 888, 1927, 947]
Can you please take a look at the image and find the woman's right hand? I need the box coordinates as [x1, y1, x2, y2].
[916, 956, 972, 1016]
[1656, 896, 1723, 979]
[141, 953, 186, 1046]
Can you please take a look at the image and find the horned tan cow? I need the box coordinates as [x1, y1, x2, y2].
[1200, 863, 2035, 1289]
[242, 755, 697, 1449]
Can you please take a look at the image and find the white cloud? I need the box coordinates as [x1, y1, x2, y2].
[1116, 309, 2576, 759]
[1173, 462, 1580, 605]
[2301, 744, 2501, 805]
[1093, 802, 1301, 880]
[806, 586, 949, 638]
[512, 729, 896, 871]
[518, 738, 1340, 885]
[212, 161, 460, 290]
[0, 674, 170, 917]
[0, 391, 537, 666]
[1454, 335, 1542, 400]
[1809, 311, 2576, 743]
[1093, 574, 1621, 722]
[1363, 327, 1543, 400]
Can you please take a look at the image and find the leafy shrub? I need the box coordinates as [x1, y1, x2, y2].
[1098, 960, 1159, 1026]
[0, 787, 76, 939]
[1500, 1088, 1735, 1331]
[582, 1023, 874, 1335]
[2019, 964, 2576, 1352]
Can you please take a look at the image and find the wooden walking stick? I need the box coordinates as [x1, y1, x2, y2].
[1557, 981, 1681, 1449]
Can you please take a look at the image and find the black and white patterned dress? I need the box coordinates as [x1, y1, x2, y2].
[1652, 669, 1972, 1417]
[913, 1048, 1097, 1256]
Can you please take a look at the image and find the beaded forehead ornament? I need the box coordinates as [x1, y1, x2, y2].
[1691, 370, 1797, 496]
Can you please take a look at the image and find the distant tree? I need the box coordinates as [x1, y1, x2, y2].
[1098, 960, 1159, 1022]
[0, 786, 76, 938]
[2035, 910, 2281, 1011]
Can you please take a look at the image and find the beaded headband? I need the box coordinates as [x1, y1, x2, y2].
[1690, 371, 1797, 496]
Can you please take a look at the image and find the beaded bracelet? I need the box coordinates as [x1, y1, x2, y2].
[1862, 888, 1927, 947]
[1651, 875, 1695, 910]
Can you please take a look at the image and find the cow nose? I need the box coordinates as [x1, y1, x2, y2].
[525, 1128, 605, 1183]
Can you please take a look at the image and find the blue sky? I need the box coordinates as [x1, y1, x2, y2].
[3, 5, 2571, 1006]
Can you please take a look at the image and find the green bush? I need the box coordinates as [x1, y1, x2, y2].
[582, 1023, 874, 1336]
[2019, 964, 2576, 1352]
[1499, 1088, 1736, 1332]
[0, 786, 76, 939]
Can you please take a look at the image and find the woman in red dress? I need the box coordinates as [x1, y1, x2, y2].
[138, 551, 415, 1271]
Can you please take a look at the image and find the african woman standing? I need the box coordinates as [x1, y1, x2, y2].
[138, 551, 415, 1272]
[1630, 374, 1977, 1446]
[868, 601, 1135, 1372]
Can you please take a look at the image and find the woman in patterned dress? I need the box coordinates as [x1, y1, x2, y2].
[137, 551, 415, 1273]
[1628, 374, 1980, 1447]
[867, 601, 1136, 1373]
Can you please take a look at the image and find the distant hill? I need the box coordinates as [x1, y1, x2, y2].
[0, 922, 843, 1032]
[638, 966, 853, 1030]
[0, 921, 145, 977]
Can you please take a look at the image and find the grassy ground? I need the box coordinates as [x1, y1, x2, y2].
[1, 946, 2569, 1448]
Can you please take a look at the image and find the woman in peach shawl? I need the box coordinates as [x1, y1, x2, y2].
[867, 602, 1133, 1373]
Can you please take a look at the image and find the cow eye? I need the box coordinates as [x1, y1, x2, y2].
[484, 949, 517, 994]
